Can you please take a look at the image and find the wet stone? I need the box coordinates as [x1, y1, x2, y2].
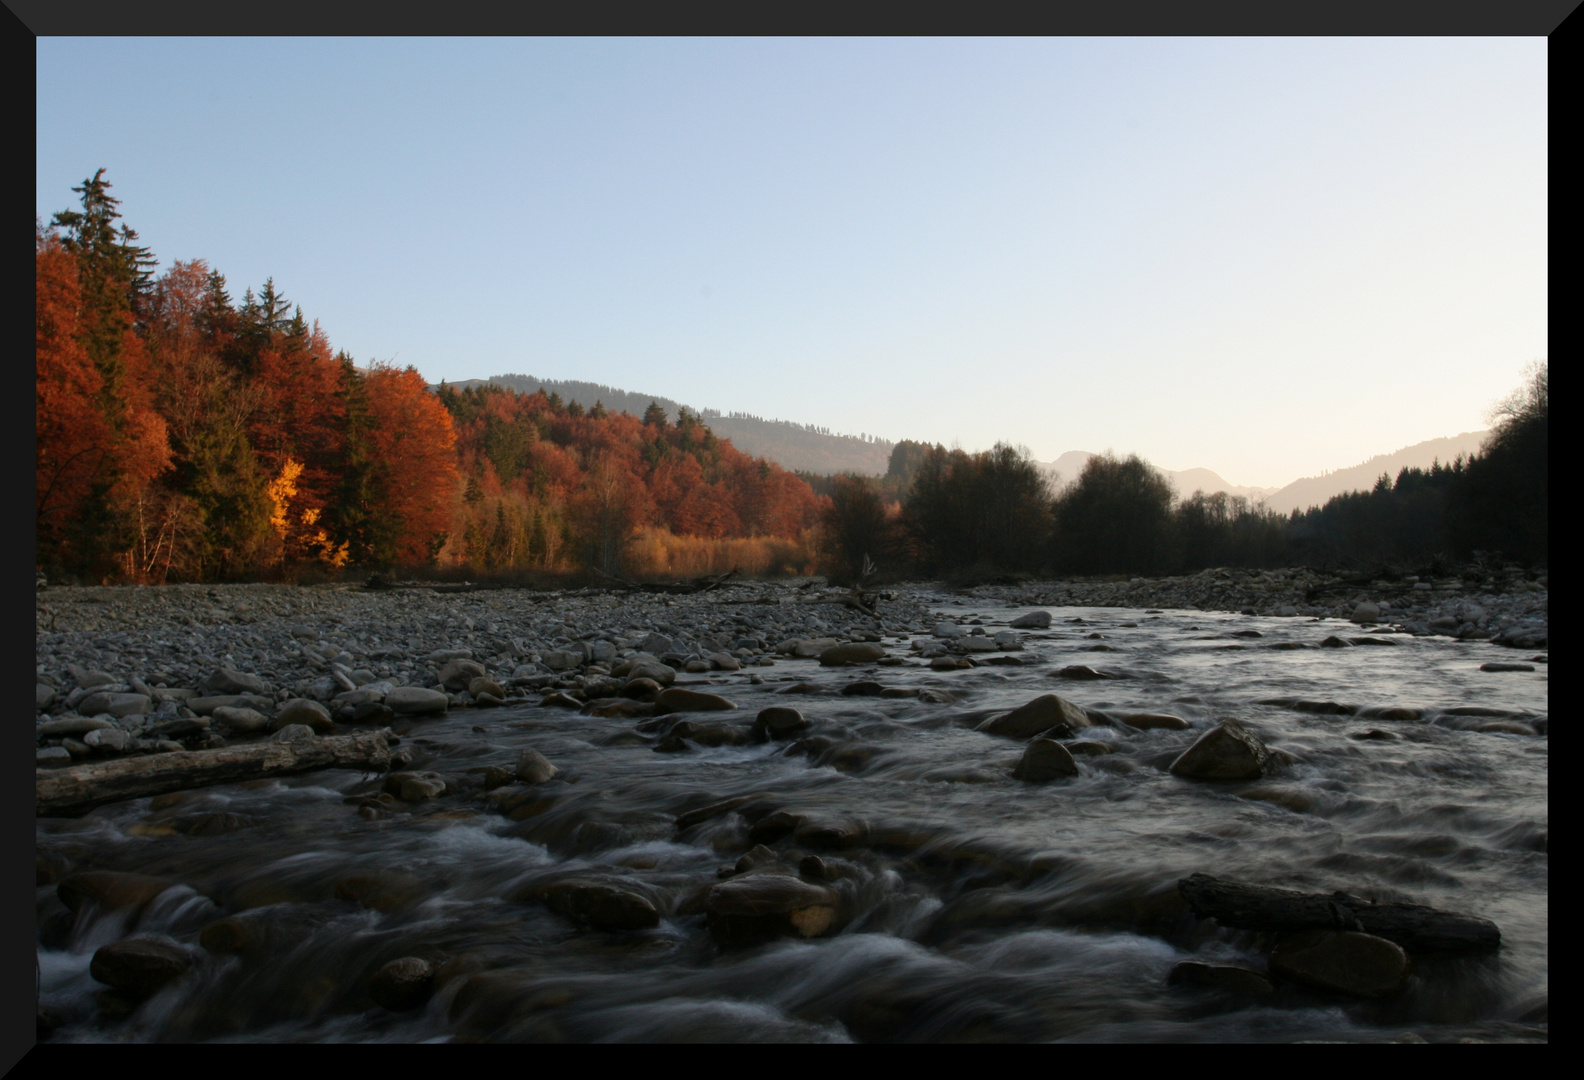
[516, 747, 560, 784]
[370, 956, 437, 1011]
[653, 687, 737, 714]
[1168, 961, 1274, 997]
[979, 694, 1091, 739]
[517, 877, 660, 931]
[705, 874, 840, 944]
[1012, 738, 1079, 781]
[1169, 719, 1276, 781]
[1268, 929, 1410, 998]
[90, 938, 193, 1000]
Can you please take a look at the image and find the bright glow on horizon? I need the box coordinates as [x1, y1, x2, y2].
[36, 38, 1546, 489]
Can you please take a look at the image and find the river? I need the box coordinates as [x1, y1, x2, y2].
[36, 597, 1548, 1042]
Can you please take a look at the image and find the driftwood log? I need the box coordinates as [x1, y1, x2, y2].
[37, 729, 393, 818]
[1178, 873, 1500, 953]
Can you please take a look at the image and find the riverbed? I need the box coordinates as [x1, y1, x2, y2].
[36, 588, 1548, 1043]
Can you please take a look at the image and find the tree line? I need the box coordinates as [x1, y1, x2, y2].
[36, 170, 822, 584]
[821, 363, 1547, 582]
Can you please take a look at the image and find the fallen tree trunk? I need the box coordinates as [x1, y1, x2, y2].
[1178, 873, 1500, 953]
[37, 729, 393, 818]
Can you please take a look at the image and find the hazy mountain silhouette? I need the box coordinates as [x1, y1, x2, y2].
[1260, 431, 1489, 514]
[1039, 452, 1278, 503]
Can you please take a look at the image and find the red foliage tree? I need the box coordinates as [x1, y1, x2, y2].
[363, 363, 462, 565]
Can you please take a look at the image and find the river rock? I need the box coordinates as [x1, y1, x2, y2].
[271, 699, 333, 733]
[625, 662, 676, 687]
[90, 938, 194, 1000]
[933, 623, 968, 638]
[1268, 929, 1410, 998]
[202, 667, 271, 696]
[708, 652, 741, 671]
[789, 637, 840, 658]
[819, 642, 885, 666]
[957, 636, 999, 653]
[468, 677, 506, 699]
[1012, 738, 1078, 781]
[57, 871, 178, 914]
[755, 706, 809, 740]
[270, 723, 316, 742]
[654, 687, 737, 714]
[978, 694, 1091, 738]
[541, 650, 583, 672]
[36, 684, 56, 710]
[76, 692, 151, 718]
[705, 874, 840, 944]
[188, 694, 275, 715]
[1169, 719, 1275, 780]
[1010, 610, 1052, 629]
[211, 706, 272, 734]
[518, 878, 660, 931]
[437, 658, 487, 690]
[1121, 713, 1190, 731]
[83, 727, 130, 752]
[36, 747, 71, 765]
[37, 715, 115, 737]
[370, 956, 436, 1011]
[1167, 961, 1274, 997]
[1480, 662, 1535, 673]
[1349, 602, 1381, 624]
[516, 747, 559, 784]
[385, 687, 448, 716]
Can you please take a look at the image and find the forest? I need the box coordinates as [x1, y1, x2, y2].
[37, 171, 1546, 587]
[820, 361, 1547, 586]
[36, 171, 822, 585]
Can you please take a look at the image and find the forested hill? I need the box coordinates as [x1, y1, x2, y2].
[450, 374, 895, 476]
[1262, 431, 1490, 514]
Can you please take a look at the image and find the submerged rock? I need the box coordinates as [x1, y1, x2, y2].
[654, 687, 737, 714]
[517, 877, 660, 931]
[1167, 961, 1274, 997]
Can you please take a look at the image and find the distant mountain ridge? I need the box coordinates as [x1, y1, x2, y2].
[1039, 451, 1278, 504]
[1260, 431, 1489, 514]
[437, 375, 1489, 509]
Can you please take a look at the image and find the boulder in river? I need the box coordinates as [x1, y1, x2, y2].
[516, 747, 559, 784]
[1012, 738, 1078, 781]
[1268, 929, 1410, 998]
[754, 707, 809, 740]
[1169, 719, 1275, 780]
[705, 873, 840, 944]
[370, 956, 437, 1011]
[1010, 610, 1052, 629]
[978, 694, 1091, 739]
[517, 877, 660, 931]
[90, 937, 194, 1000]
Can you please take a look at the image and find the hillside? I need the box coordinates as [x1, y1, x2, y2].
[451, 374, 895, 475]
[1262, 431, 1489, 514]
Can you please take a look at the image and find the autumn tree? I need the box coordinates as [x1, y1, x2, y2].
[362, 363, 461, 565]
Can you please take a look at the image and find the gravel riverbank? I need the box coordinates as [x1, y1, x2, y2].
[35, 567, 1547, 764]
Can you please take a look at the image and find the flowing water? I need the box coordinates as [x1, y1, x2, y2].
[36, 600, 1548, 1043]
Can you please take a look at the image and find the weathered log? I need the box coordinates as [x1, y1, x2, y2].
[1178, 873, 1500, 954]
[37, 729, 393, 818]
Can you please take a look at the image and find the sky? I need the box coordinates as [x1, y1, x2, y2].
[36, 38, 1546, 489]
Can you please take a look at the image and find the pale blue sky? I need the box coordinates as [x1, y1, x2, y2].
[36, 38, 1546, 488]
